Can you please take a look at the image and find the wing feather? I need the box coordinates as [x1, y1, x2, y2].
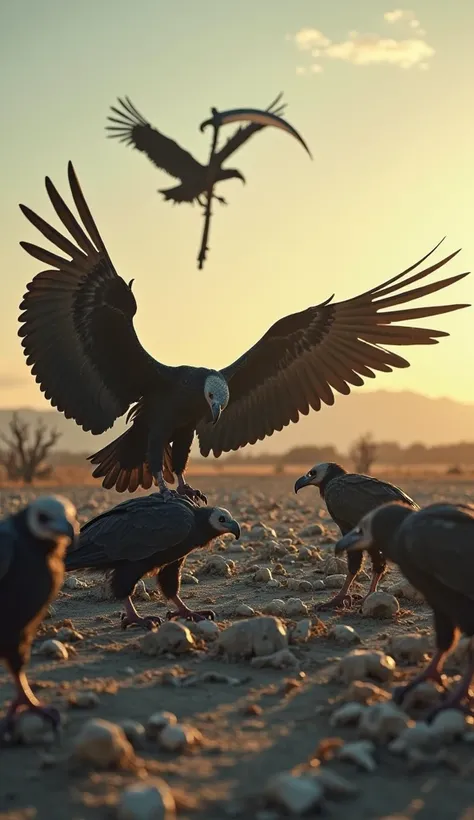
[214, 93, 288, 164]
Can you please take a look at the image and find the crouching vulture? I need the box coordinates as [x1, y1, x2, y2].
[335, 501, 474, 718]
[0, 496, 78, 742]
[18, 162, 470, 501]
[294, 462, 419, 610]
[66, 494, 240, 629]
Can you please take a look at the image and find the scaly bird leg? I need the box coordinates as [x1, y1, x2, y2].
[176, 473, 207, 505]
[315, 573, 359, 611]
[166, 594, 215, 623]
[0, 671, 61, 744]
[357, 571, 384, 608]
[156, 471, 176, 502]
[425, 638, 474, 720]
[120, 596, 162, 631]
[392, 649, 448, 706]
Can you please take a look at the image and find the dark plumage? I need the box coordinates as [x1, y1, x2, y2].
[295, 462, 419, 609]
[106, 95, 289, 205]
[18, 162, 470, 500]
[66, 494, 240, 628]
[0, 496, 78, 741]
[335, 501, 474, 717]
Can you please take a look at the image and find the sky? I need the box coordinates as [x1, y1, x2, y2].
[0, 0, 473, 417]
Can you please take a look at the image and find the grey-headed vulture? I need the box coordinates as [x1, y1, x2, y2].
[18, 162, 470, 501]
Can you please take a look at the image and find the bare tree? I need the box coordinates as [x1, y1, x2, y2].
[0, 413, 61, 484]
[349, 433, 377, 474]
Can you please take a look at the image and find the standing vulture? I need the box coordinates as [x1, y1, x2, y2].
[66, 494, 240, 628]
[18, 162, 470, 500]
[0, 496, 78, 742]
[294, 462, 419, 609]
[335, 501, 474, 717]
[106, 93, 306, 206]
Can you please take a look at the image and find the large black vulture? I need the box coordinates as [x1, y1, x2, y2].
[18, 162, 470, 500]
[0, 495, 78, 741]
[335, 501, 474, 717]
[294, 462, 419, 609]
[66, 494, 240, 628]
[105, 93, 309, 206]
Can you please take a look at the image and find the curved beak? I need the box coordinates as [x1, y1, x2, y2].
[294, 474, 313, 494]
[211, 401, 222, 425]
[236, 171, 246, 185]
[228, 519, 241, 539]
[335, 529, 369, 555]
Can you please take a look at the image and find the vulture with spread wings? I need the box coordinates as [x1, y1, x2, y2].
[18, 162, 470, 501]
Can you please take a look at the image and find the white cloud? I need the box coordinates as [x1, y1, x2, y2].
[290, 13, 434, 74]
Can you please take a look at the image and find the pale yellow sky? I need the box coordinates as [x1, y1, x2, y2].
[0, 0, 473, 412]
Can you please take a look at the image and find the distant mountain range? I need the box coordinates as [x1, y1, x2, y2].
[1, 390, 473, 456]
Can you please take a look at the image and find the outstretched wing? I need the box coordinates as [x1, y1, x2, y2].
[197, 242, 470, 457]
[106, 97, 203, 181]
[18, 162, 175, 435]
[404, 503, 474, 601]
[67, 495, 196, 568]
[213, 93, 288, 165]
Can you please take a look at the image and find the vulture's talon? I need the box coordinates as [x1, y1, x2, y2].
[315, 594, 353, 612]
[159, 489, 176, 503]
[166, 608, 215, 623]
[177, 484, 208, 505]
[120, 612, 162, 631]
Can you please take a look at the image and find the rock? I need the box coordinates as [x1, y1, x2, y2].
[69, 691, 100, 709]
[55, 627, 84, 642]
[324, 556, 347, 576]
[181, 572, 199, 585]
[361, 591, 399, 619]
[117, 778, 176, 819]
[386, 579, 425, 603]
[329, 624, 361, 645]
[358, 702, 412, 743]
[389, 722, 436, 755]
[119, 720, 147, 749]
[387, 633, 430, 664]
[235, 604, 255, 617]
[430, 709, 470, 743]
[297, 547, 315, 561]
[141, 622, 195, 656]
[337, 649, 396, 684]
[290, 619, 311, 643]
[299, 524, 324, 538]
[218, 616, 288, 659]
[13, 712, 57, 745]
[202, 555, 231, 576]
[338, 681, 391, 704]
[262, 599, 286, 616]
[191, 619, 220, 641]
[158, 723, 203, 752]
[330, 702, 366, 727]
[337, 740, 377, 772]
[267, 579, 281, 589]
[73, 719, 136, 768]
[312, 579, 326, 591]
[265, 772, 323, 814]
[146, 712, 178, 739]
[251, 648, 299, 669]
[254, 567, 273, 583]
[399, 680, 444, 712]
[324, 574, 346, 589]
[38, 639, 69, 660]
[248, 524, 277, 541]
[284, 598, 308, 617]
[314, 767, 359, 798]
[63, 576, 88, 590]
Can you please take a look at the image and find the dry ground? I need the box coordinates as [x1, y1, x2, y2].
[1, 474, 474, 820]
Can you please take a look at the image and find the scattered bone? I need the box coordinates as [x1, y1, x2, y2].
[264, 772, 324, 815]
[324, 574, 346, 589]
[337, 649, 396, 684]
[116, 778, 176, 820]
[358, 702, 412, 743]
[254, 567, 273, 583]
[158, 723, 203, 752]
[330, 702, 367, 728]
[361, 591, 399, 619]
[329, 624, 361, 646]
[386, 579, 425, 603]
[290, 619, 311, 643]
[73, 719, 136, 769]
[146, 712, 178, 740]
[218, 616, 288, 659]
[251, 648, 299, 669]
[387, 633, 430, 664]
[284, 598, 308, 617]
[141, 622, 195, 656]
[38, 639, 69, 660]
[337, 740, 377, 772]
[132, 579, 150, 601]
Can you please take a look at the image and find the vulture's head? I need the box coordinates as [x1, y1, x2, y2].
[26, 494, 79, 547]
[204, 372, 230, 425]
[335, 501, 414, 557]
[208, 507, 241, 539]
[294, 461, 343, 493]
[218, 168, 246, 185]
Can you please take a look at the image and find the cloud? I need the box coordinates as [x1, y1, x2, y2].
[291, 13, 434, 73]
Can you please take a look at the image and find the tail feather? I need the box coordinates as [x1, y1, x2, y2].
[88, 423, 174, 493]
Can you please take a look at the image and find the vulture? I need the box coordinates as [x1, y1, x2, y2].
[335, 501, 474, 717]
[18, 162, 470, 501]
[294, 462, 419, 609]
[0, 496, 78, 742]
[65, 494, 240, 628]
[105, 93, 310, 206]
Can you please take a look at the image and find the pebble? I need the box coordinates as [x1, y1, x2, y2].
[299, 523, 324, 538]
[118, 720, 147, 749]
[235, 604, 255, 617]
[329, 624, 361, 645]
[324, 574, 346, 589]
[361, 591, 399, 619]
[116, 779, 176, 819]
[202, 555, 232, 576]
[290, 618, 311, 643]
[158, 723, 203, 752]
[337, 649, 396, 684]
[264, 772, 323, 814]
[38, 639, 69, 660]
[254, 567, 273, 583]
[146, 712, 178, 739]
[73, 719, 136, 768]
[218, 616, 288, 659]
[141, 622, 195, 656]
[387, 633, 430, 664]
[284, 598, 308, 617]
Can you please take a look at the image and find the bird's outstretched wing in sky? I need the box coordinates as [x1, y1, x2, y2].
[196, 241, 470, 456]
[106, 96, 203, 181]
[18, 162, 174, 435]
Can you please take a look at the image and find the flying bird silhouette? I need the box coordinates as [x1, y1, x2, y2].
[18, 163, 470, 502]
